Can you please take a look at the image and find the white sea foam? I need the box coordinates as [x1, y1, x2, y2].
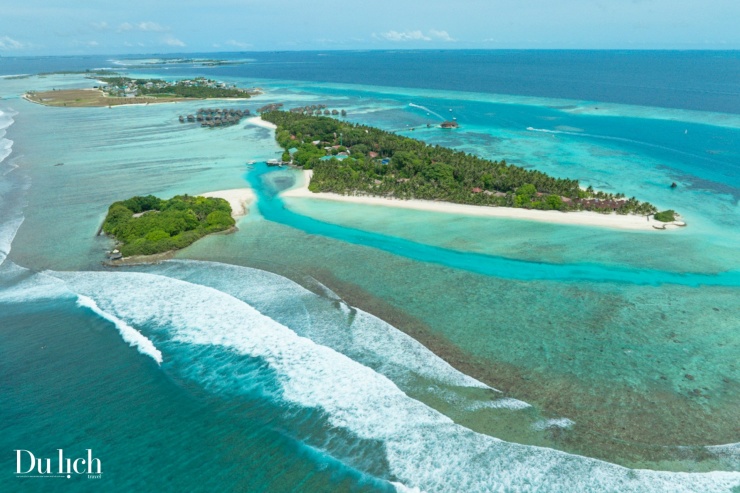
[0, 263, 70, 302]
[146, 260, 491, 390]
[0, 141, 12, 167]
[392, 482, 424, 493]
[532, 418, 576, 431]
[0, 214, 23, 268]
[0, 109, 24, 267]
[47, 270, 740, 492]
[706, 443, 740, 469]
[467, 397, 532, 411]
[75, 294, 163, 365]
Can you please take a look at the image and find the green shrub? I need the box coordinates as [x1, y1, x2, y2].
[103, 195, 234, 257]
[653, 210, 676, 222]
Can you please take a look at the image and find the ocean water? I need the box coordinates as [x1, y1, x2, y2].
[1, 52, 739, 492]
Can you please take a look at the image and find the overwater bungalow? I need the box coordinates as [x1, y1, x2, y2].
[179, 115, 185, 123]
[187, 115, 195, 122]
[440, 121, 459, 129]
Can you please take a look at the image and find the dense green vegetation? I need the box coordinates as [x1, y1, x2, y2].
[40, 69, 119, 76]
[653, 210, 676, 222]
[102, 195, 235, 257]
[262, 112, 659, 215]
[97, 77, 252, 99]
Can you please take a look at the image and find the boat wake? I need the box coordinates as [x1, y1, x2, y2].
[409, 103, 445, 121]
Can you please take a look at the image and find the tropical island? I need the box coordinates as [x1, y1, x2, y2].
[96, 76, 256, 99]
[102, 194, 236, 258]
[118, 57, 249, 68]
[262, 111, 674, 218]
[24, 76, 258, 107]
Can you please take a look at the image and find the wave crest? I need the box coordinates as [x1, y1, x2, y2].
[46, 269, 740, 492]
[75, 294, 163, 364]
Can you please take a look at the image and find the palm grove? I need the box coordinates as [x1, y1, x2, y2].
[262, 111, 663, 216]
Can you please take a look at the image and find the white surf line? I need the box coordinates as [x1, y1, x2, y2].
[76, 294, 163, 365]
[53, 270, 740, 492]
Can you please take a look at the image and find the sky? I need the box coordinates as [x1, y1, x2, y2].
[1, 0, 739, 55]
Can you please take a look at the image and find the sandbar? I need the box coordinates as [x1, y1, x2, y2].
[245, 116, 277, 130]
[199, 188, 255, 218]
[283, 171, 685, 231]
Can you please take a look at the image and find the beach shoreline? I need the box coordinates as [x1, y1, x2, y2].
[199, 188, 254, 219]
[245, 116, 277, 130]
[283, 171, 685, 231]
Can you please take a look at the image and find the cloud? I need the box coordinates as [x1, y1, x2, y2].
[118, 21, 169, 33]
[429, 30, 456, 42]
[373, 29, 456, 42]
[91, 22, 109, 31]
[0, 35, 27, 50]
[225, 40, 252, 49]
[375, 30, 431, 42]
[162, 36, 185, 47]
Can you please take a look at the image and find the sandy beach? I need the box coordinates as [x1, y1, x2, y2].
[283, 171, 686, 231]
[245, 116, 277, 130]
[199, 188, 255, 218]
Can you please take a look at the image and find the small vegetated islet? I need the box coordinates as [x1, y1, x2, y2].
[102, 195, 235, 257]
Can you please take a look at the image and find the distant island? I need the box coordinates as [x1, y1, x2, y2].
[102, 194, 236, 258]
[117, 57, 250, 68]
[262, 112, 671, 217]
[25, 76, 258, 108]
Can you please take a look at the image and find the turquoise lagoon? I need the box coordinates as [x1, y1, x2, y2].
[1, 63, 739, 492]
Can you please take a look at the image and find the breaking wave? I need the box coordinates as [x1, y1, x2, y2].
[41, 268, 740, 492]
[0, 107, 26, 268]
[76, 294, 163, 365]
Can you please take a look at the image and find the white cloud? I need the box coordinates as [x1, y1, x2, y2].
[91, 21, 109, 31]
[375, 30, 431, 42]
[429, 30, 456, 42]
[225, 40, 252, 49]
[0, 35, 27, 50]
[137, 21, 168, 32]
[162, 36, 185, 47]
[118, 21, 168, 33]
[373, 30, 456, 42]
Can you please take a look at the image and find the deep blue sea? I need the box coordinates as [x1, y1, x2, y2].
[1, 51, 739, 492]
